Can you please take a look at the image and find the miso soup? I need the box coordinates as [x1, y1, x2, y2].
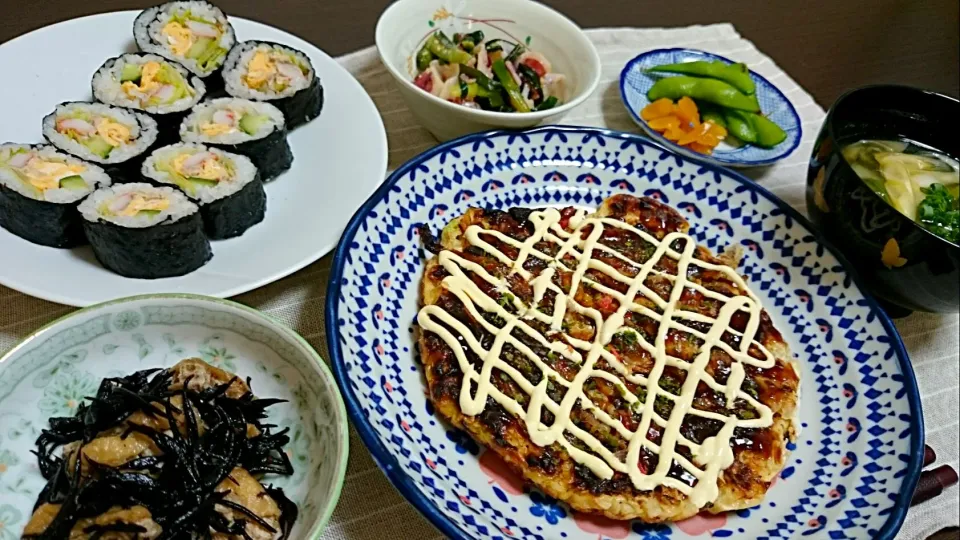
[842, 139, 959, 244]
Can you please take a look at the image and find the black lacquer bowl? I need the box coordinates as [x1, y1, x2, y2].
[807, 85, 959, 314]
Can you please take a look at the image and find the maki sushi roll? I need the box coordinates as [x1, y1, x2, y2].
[223, 41, 323, 129]
[42, 102, 159, 183]
[134, 1, 236, 92]
[142, 143, 266, 239]
[79, 183, 211, 278]
[180, 98, 292, 180]
[0, 144, 111, 248]
[93, 53, 206, 143]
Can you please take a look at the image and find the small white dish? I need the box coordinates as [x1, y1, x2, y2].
[0, 293, 350, 539]
[0, 12, 388, 307]
[375, 0, 601, 141]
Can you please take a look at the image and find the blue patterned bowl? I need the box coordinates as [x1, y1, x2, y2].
[327, 127, 922, 539]
[0, 294, 350, 538]
[620, 48, 802, 167]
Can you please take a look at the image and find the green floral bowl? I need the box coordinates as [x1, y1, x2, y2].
[0, 294, 349, 538]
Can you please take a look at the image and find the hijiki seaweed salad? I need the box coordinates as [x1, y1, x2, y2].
[22, 359, 298, 539]
[412, 30, 566, 112]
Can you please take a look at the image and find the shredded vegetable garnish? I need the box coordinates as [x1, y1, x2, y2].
[413, 31, 566, 112]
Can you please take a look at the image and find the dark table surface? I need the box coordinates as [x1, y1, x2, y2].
[3, 0, 958, 105]
[2, 1, 958, 538]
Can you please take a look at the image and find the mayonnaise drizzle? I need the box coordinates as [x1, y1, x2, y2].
[417, 207, 777, 508]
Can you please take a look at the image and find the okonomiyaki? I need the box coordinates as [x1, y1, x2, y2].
[416, 194, 800, 522]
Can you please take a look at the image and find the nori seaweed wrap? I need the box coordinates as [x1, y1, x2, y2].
[92, 53, 206, 144]
[222, 41, 323, 129]
[142, 143, 266, 239]
[0, 144, 111, 248]
[42, 102, 160, 184]
[78, 183, 211, 278]
[179, 98, 292, 180]
[133, 0, 236, 96]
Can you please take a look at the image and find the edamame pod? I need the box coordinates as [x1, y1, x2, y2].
[749, 113, 788, 148]
[648, 60, 755, 95]
[698, 103, 728, 129]
[647, 76, 760, 112]
[724, 110, 757, 143]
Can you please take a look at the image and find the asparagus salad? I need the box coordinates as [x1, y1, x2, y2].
[412, 30, 566, 113]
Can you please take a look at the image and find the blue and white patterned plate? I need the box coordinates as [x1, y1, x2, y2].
[620, 48, 802, 167]
[326, 127, 922, 540]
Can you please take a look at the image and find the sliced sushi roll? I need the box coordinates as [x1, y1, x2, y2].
[93, 53, 206, 143]
[0, 144, 111, 248]
[223, 41, 323, 129]
[42, 102, 159, 183]
[134, 1, 236, 89]
[180, 98, 292, 180]
[79, 183, 211, 278]
[142, 143, 266, 239]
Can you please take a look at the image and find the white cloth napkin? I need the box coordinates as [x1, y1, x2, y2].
[0, 23, 955, 540]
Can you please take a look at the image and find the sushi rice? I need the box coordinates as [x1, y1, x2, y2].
[93, 53, 206, 115]
[79, 182, 211, 278]
[222, 41, 323, 128]
[141, 142, 257, 204]
[79, 182, 198, 228]
[134, 1, 236, 79]
[180, 98, 285, 145]
[179, 97, 293, 179]
[223, 41, 315, 100]
[142, 142, 266, 239]
[0, 143, 110, 204]
[42, 102, 158, 166]
[1, 143, 112, 247]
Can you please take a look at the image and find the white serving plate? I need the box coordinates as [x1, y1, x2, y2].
[0, 12, 388, 306]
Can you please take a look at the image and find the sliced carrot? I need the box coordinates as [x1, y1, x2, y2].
[698, 133, 720, 147]
[641, 98, 677, 120]
[663, 127, 686, 141]
[675, 96, 700, 126]
[648, 116, 682, 131]
[705, 121, 728, 138]
[688, 142, 714, 154]
[677, 122, 704, 145]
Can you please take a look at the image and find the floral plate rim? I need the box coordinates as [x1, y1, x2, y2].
[324, 125, 923, 540]
[0, 292, 351, 540]
[619, 47, 803, 167]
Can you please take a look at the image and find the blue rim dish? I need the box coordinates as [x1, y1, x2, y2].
[620, 48, 803, 167]
[326, 126, 923, 540]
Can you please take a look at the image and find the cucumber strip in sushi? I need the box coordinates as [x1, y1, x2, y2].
[142, 143, 266, 239]
[180, 98, 292, 180]
[79, 183, 211, 278]
[42, 102, 159, 183]
[93, 53, 206, 143]
[134, 1, 236, 90]
[223, 41, 323, 129]
[0, 144, 111, 248]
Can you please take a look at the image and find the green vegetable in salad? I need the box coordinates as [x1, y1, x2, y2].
[416, 44, 434, 71]
[412, 31, 563, 113]
[535, 96, 559, 111]
[492, 59, 530, 113]
[517, 63, 543, 102]
[426, 33, 472, 64]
